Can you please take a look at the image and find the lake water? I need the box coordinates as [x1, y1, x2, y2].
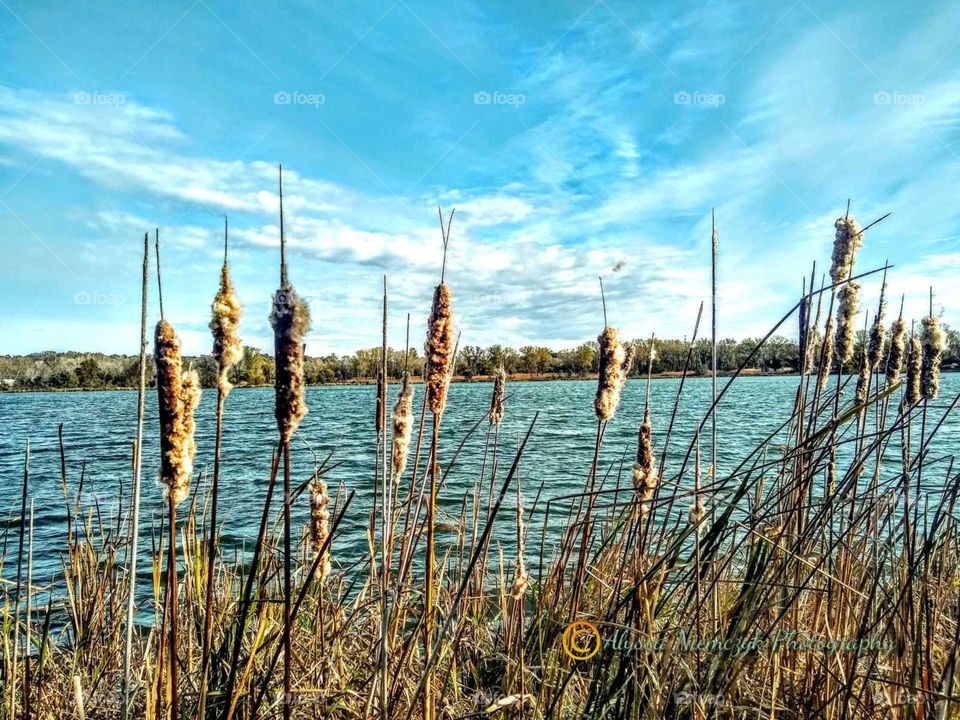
[2, 375, 958, 590]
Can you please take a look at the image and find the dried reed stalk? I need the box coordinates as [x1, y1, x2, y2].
[200, 219, 243, 719]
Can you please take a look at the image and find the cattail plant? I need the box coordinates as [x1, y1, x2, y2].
[831, 215, 864, 366]
[594, 326, 631, 421]
[490, 367, 506, 426]
[920, 312, 945, 400]
[200, 218, 243, 718]
[422, 208, 456, 720]
[155, 321, 194, 506]
[425, 284, 454, 417]
[886, 316, 907, 385]
[270, 166, 310, 720]
[391, 373, 415, 480]
[510, 476, 529, 600]
[867, 274, 886, 371]
[632, 406, 657, 518]
[153, 231, 200, 720]
[906, 334, 922, 406]
[309, 478, 332, 583]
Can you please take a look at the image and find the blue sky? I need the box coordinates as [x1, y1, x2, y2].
[1, 0, 958, 356]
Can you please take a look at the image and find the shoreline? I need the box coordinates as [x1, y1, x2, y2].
[0, 368, 805, 393]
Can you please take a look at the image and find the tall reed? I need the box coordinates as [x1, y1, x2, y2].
[422, 207, 456, 720]
[269, 166, 310, 719]
[199, 218, 243, 717]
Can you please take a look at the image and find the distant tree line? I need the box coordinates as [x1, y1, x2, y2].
[4, 328, 960, 391]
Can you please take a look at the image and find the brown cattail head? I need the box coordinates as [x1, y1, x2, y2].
[489, 367, 506, 426]
[270, 286, 311, 441]
[817, 316, 834, 391]
[906, 336, 921, 406]
[594, 326, 626, 421]
[154, 321, 200, 506]
[920, 315, 945, 400]
[834, 282, 860, 366]
[210, 262, 243, 395]
[631, 406, 658, 517]
[390, 373, 415, 480]
[425, 282, 454, 416]
[886, 317, 907, 385]
[308, 478, 332, 583]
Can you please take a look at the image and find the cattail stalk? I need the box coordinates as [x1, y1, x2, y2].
[200, 219, 243, 719]
[270, 165, 310, 719]
[121, 233, 149, 720]
[423, 208, 455, 720]
[154, 231, 199, 720]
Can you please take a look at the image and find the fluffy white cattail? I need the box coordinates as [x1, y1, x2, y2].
[308, 478, 331, 583]
[886, 318, 906, 385]
[905, 337, 921, 406]
[920, 315, 946, 400]
[390, 373, 415, 480]
[594, 327, 629, 421]
[867, 289, 886, 372]
[831, 216, 864, 366]
[210, 261, 243, 395]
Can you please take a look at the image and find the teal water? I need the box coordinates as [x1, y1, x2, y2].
[1, 375, 958, 589]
